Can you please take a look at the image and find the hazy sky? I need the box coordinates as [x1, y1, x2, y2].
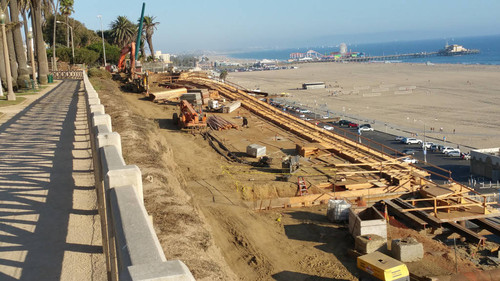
[74, 0, 500, 54]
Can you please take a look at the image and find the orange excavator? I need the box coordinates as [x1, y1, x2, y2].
[118, 42, 136, 77]
[173, 100, 207, 129]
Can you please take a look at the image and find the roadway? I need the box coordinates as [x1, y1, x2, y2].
[324, 124, 471, 184]
[277, 105, 471, 185]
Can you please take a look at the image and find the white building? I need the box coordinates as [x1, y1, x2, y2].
[154, 51, 171, 63]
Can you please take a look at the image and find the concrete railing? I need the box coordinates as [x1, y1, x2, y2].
[51, 70, 84, 80]
[82, 71, 195, 281]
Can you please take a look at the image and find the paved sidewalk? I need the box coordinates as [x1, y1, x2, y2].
[0, 80, 105, 280]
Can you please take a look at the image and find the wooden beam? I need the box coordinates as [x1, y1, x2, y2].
[401, 202, 497, 212]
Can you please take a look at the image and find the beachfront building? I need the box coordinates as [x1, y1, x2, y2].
[154, 51, 171, 63]
[470, 148, 500, 181]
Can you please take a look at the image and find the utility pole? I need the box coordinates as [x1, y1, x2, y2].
[56, 21, 74, 63]
[97, 15, 106, 67]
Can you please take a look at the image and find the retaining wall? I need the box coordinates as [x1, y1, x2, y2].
[83, 71, 195, 281]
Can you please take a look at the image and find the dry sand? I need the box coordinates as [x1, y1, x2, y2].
[229, 62, 500, 150]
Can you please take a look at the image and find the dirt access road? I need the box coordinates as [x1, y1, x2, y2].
[90, 76, 481, 280]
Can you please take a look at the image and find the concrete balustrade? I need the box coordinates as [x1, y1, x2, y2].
[82, 71, 195, 281]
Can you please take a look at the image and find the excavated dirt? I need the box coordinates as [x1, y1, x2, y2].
[89, 76, 497, 280]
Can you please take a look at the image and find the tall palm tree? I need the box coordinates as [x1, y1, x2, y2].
[1, 0, 19, 89]
[10, 0, 30, 88]
[110, 16, 136, 47]
[59, 0, 73, 47]
[31, 0, 49, 84]
[141, 16, 159, 60]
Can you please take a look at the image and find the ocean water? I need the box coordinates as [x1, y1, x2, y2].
[228, 34, 500, 65]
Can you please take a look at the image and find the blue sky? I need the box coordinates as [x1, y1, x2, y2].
[74, 0, 500, 54]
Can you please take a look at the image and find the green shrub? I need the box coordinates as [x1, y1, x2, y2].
[88, 67, 111, 79]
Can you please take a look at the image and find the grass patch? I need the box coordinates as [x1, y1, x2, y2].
[90, 77, 103, 91]
[0, 96, 27, 107]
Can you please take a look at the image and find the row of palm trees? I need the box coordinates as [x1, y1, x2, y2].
[1, 0, 160, 100]
[1, 0, 74, 99]
[110, 15, 159, 61]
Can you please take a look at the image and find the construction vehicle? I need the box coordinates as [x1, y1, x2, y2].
[173, 100, 207, 129]
[118, 42, 136, 77]
[357, 251, 409, 281]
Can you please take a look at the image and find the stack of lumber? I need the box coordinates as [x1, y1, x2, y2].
[207, 116, 238, 131]
[150, 88, 187, 102]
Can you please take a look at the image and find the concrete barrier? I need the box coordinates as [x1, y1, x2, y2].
[82, 71, 195, 281]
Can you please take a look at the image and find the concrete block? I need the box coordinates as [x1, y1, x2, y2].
[109, 186, 166, 269]
[105, 165, 143, 202]
[88, 97, 101, 105]
[355, 234, 387, 254]
[89, 104, 105, 115]
[391, 237, 423, 262]
[97, 132, 122, 155]
[127, 260, 195, 281]
[87, 91, 99, 99]
[100, 145, 126, 172]
[92, 113, 112, 132]
[349, 207, 387, 239]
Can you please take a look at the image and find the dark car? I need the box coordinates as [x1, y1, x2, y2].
[348, 122, 359, 128]
[338, 120, 350, 126]
[360, 123, 371, 128]
[402, 149, 417, 155]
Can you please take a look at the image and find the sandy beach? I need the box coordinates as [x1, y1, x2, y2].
[229, 62, 500, 150]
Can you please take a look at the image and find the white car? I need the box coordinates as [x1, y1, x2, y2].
[395, 136, 405, 141]
[323, 125, 334, 131]
[422, 142, 434, 149]
[441, 147, 456, 154]
[403, 138, 423, 145]
[359, 126, 374, 132]
[445, 149, 461, 156]
[401, 157, 418, 164]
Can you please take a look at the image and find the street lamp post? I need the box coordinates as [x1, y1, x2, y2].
[56, 21, 74, 63]
[97, 15, 107, 67]
[27, 30, 37, 89]
[0, 12, 15, 100]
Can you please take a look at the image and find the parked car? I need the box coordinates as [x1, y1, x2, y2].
[461, 152, 471, 160]
[359, 126, 374, 131]
[430, 144, 444, 152]
[401, 157, 418, 164]
[338, 120, 350, 126]
[403, 138, 423, 145]
[402, 149, 417, 155]
[395, 136, 405, 141]
[441, 147, 456, 154]
[447, 150, 461, 157]
[323, 125, 334, 131]
[360, 124, 371, 128]
[348, 122, 359, 128]
[422, 142, 435, 149]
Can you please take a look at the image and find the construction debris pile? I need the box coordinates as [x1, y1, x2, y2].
[207, 116, 238, 131]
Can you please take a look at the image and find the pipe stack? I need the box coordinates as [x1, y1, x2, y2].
[207, 116, 238, 131]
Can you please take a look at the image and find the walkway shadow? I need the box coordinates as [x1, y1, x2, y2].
[272, 270, 349, 281]
[0, 80, 99, 280]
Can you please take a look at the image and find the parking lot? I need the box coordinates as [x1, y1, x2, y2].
[269, 100, 471, 185]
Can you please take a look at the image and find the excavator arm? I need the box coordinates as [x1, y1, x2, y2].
[117, 42, 136, 76]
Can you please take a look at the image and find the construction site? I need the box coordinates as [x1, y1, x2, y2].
[89, 66, 500, 280]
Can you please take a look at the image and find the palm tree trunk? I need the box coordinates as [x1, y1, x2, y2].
[1, 0, 19, 89]
[10, 0, 30, 88]
[33, 0, 49, 84]
[147, 35, 155, 62]
[22, 11, 32, 64]
[51, 0, 59, 71]
[0, 31, 6, 88]
[66, 15, 69, 47]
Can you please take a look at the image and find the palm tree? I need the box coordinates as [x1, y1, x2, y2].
[1, 0, 19, 89]
[59, 0, 73, 47]
[31, 0, 49, 84]
[141, 16, 159, 60]
[9, 0, 30, 88]
[110, 16, 136, 47]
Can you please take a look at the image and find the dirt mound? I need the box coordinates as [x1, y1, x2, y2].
[90, 77, 237, 280]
